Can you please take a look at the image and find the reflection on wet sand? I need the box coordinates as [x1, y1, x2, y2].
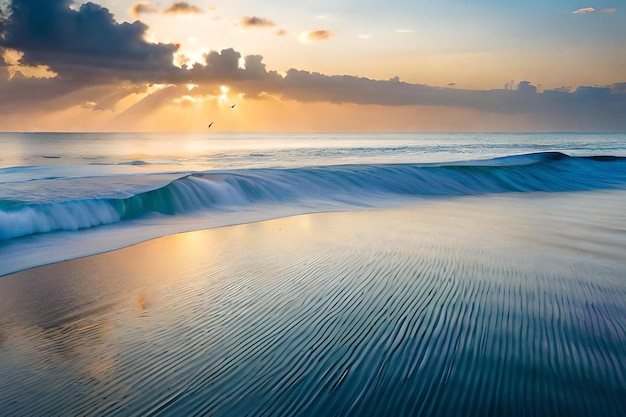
[1, 191, 625, 416]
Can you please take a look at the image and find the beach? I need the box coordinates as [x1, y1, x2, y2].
[1, 191, 625, 416]
[2, 0, 625, 413]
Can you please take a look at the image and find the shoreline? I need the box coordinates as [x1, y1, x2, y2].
[3, 186, 626, 278]
[1, 193, 625, 416]
[0, 203, 379, 278]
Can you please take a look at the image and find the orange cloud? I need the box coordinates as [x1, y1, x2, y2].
[571, 7, 595, 14]
[165, 2, 202, 15]
[239, 16, 275, 28]
[130, 2, 157, 18]
[601, 8, 617, 13]
[299, 30, 335, 43]
[276, 29, 288, 36]
[3, 49, 57, 80]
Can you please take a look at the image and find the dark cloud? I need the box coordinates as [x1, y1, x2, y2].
[0, 0, 179, 81]
[164, 2, 201, 15]
[239, 16, 275, 28]
[276, 70, 453, 106]
[200, 48, 242, 78]
[0, 72, 143, 114]
[0, 1, 624, 132]
[185, 48, 280, 83]
[0, 4, 8, 40]
[258, 69, 625, 130]
[131, 1, 158, 18]
[243, 55, 269, 79]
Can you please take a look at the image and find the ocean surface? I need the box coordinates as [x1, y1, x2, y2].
[2, 132, 626, 276]
[1, 132, 626, 416]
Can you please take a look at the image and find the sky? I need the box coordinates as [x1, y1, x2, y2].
[0, 0, 624, 132]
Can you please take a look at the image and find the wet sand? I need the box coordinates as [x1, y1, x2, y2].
[1, 192, 625, 416]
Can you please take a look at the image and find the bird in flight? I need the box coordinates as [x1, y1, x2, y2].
[208, 121, 214, 128]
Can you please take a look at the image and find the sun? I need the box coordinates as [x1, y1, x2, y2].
[219, 85, 230, 104]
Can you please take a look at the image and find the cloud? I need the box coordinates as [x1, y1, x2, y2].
[239, 16, 275, 28]
[601, 8, 617, 13]
[1, 1, 625, 132]
[0, 0, 179, 82]
[612, 82, 626, 94]
[572, 7, 595, 14]
[164, 1, 202, 15]
[266, 69, 626, 130]
[276, 29, 288, 36]
[0, 72, 143, 116]
[299, 30, 335, 43]
[198, 48, 243, 79]
[184, 48, 278, 83]
[0, 4, 8, 38]
[130, 1, 157, 18]
[3, 48, 57, 79]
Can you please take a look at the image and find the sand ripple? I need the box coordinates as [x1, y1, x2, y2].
[1, 197, 625, 416]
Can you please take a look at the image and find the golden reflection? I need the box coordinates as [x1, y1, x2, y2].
[137, 294, 148, 312]
[26, 316, 116, 378]
[0, 227, 233, 387]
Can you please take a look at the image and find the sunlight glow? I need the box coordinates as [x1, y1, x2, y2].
[173, 95, 199, 105]
[146, 84, 171, 94]
[3, 49, 57, 80]
[174, 49, 207, 68]
[219, 85, 230, 104]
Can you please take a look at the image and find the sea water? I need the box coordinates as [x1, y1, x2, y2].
[1, 132, 626, 276]
[1, 132, 626, 416]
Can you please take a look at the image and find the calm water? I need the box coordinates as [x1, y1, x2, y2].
[1, 132, 625, 416]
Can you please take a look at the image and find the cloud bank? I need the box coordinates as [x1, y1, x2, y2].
[0, 0, 624, 131]
[0, 0, 179, 82]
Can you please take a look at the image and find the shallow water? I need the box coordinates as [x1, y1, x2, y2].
[1, 192, 625, 416]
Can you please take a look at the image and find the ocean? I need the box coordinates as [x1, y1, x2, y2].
[1, 132, 626, 416]
[2, 131, 626, 277]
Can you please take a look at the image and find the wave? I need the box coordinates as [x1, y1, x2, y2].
[2, 152, 626, 241]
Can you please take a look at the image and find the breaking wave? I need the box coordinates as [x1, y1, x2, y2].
[2, 152, 626, 240]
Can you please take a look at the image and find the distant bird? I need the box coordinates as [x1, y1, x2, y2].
[208, 122, 214, 128]
[231, 104, 236, 108]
